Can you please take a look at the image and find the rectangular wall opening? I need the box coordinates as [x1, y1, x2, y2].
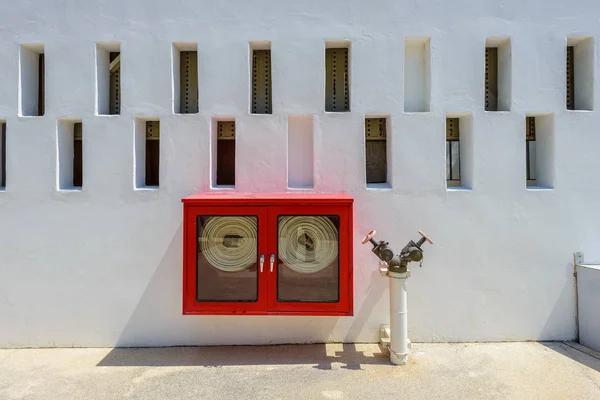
[19, 44, 44, 117]
[173, 42, 199, 114]
[1, 121, 5, 189]
[213, 120, 236, 187]
[287, 115, 314, 189]
[567, 37, 594, 111]
[404, 37, 431, 112]
[325, 41, 350, 112]
[57, 119, 83, 190]
[446, 113, 473, 190]
[96, 42, 121, 115]
[526, 114, 554, 189]
[250, 41, 272, 114]
[365, 117, 390, 187]
[135, 118, 160, 189]
[485, 37, 511, 111]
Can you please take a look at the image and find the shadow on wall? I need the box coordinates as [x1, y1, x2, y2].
[109, 223, 340, 348]
[110, 225, 185, 347]
[97, 343, 389, 370]
[344, 268, 387, 342]
[539, 261, 577, 341]
[540, 342, 600, 374]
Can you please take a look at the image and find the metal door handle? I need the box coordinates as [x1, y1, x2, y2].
[260, 254, 264, 272]
[270, 254, 275, 272]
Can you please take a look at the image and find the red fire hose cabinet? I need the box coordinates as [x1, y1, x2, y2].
[182, 193, 354, 316]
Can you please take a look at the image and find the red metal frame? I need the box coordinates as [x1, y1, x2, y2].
[182, 192, 354, 316]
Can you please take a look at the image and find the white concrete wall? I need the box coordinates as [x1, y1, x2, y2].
[0, 0, 599, 347]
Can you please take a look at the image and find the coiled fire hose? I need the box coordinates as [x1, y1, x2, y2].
[278, 216, 338, 274]
[200, 216, 257, 272]
[201, 216, 338, 274]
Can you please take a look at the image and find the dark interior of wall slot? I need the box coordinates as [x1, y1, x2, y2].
[251, 49, 272, 114]
[566, 46, 575, 110]
[109, 52, 121, 115]
[38, 54, 45, 116]
[566, 37, 594, 111]
[145, 121, 160, 187]
[365, 118, 387, 184]
[180, 51, 199, 113]
[485, 48, 498, 111]
[325, 48, 349, 112]
[73, 123, 83, 188]
[446, 118, 461, 186]
[1, 123, 5, 188]
[526, 117, 537, 186]
[216, 121, 236, 186]
[484, 38, 511, 112]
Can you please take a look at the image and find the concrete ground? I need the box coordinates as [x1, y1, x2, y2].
[0, 342, 599, 400]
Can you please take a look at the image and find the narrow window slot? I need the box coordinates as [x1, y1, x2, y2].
[325, 47, 350, 112]
[1, 122, 6, 189]
[180, 51, 199, 113]
[526, 117, 537, 186]
[485, 38, 511, 111]
[365, 118, 388, 185]
[566, 46, 575, 110]
[216, 121, 236, 186]
[525, 114, 555, 189]
[251, 49, 272, 114]
[566, 37, 594, 111]
[145, 121, 160, 187]
[446, 118, 461, 187]
[287, 115, 314, 188]
[57, 119, 82, 190]
[96, 43, 121, 115]
[19, 44, 44, 117]
[73, 123, 83, 188]
[404, 37, 431, 112]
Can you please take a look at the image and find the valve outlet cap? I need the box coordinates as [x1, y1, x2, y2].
[361, 230, 376, 244]
[418, 230, 434, 244]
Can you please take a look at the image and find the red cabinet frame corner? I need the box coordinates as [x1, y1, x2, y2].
[181, 192, 354, 316]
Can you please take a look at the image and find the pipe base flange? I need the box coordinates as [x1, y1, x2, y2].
[390, 350, 409, 365]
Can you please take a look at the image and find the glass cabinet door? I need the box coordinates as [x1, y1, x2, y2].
[184, 206, 268, 314]
[197, 216, 259, 302]
[267, 206, 351, 314]
[276, 215, 340, 302]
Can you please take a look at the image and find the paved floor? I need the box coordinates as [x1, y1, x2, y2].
[0, 342, 599, 400]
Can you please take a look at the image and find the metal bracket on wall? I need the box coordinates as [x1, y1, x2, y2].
[251, 50, 272, 114]
[526, 117, 536, 141]
[146, 121, 160, 140]
[446, 118, 460, 141]
[180, 51, 199, 114]
[217, 121, 236, 140]
[109, 52, 121, 115]
[325, 48, 350, 112]
[365, 118, 386, 141]
[365, 118, 387, 184]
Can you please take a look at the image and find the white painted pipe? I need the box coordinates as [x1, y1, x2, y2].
[388, 270, 409, 365]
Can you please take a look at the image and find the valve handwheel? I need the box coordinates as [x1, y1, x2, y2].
[418, 230, 434, 245]
[361, 230, 376, 245]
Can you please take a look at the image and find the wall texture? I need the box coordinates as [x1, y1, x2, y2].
[1, 0, 599, 347]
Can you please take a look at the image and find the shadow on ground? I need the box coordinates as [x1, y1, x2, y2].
[541, 341, 600, 374]
[97, 343, 389, 370]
